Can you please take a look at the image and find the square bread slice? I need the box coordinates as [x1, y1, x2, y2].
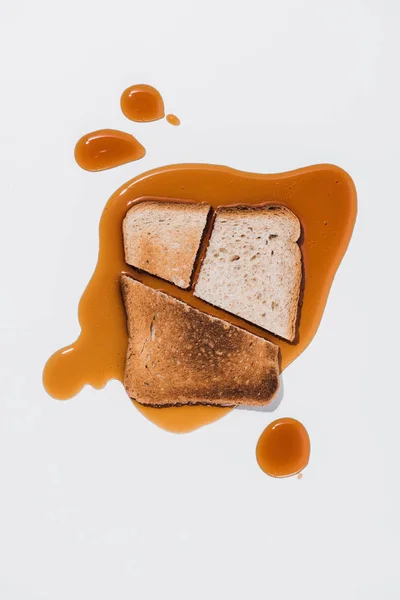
[121, 276, 280, 407]
[194, 205, 302, 341]
[123, 200, 211, 289]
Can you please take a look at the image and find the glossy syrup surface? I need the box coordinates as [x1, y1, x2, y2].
[43, 163, 357, 433]
[74, 129, 145, 171]
[120, 84, 165, 122]
[166, 114, 181, 126]
[256, 418, 310, 477]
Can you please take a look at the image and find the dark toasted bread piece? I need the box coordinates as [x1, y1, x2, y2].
[121, 276, 280, 407]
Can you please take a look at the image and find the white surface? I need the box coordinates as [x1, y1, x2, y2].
[0, 1, 399, 598]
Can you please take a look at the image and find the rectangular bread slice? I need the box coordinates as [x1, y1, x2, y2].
[121, 276, 280, 407]
[194, 205, 302, 341]
[123, 200, 211, 289]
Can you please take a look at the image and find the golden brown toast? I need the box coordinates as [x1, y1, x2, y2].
[123, 201, 211, 289]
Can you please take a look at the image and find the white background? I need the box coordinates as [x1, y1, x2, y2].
[1, 1, 399, 598]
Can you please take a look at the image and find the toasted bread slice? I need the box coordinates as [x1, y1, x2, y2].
[121, 276, 280, 407]
[194, 205, 302, 341]
[123, 200, 211, 289]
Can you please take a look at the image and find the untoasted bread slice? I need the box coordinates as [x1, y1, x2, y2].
[123, 200, 210, 289]
[194, 205, 302, 341]
[121, 276, 280, 407]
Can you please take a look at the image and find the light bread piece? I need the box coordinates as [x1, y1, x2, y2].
[121, 276, 280, 407]
[123, 201, 211, 289]
[194, 205, 302, 341]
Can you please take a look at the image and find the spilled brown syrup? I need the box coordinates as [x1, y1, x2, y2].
[43, 163, 357, 433]
[166, 114, 181, 126]
[256, 418, 310, 477]
[74, 129, 145, 171]
[120, 84, 165, 122]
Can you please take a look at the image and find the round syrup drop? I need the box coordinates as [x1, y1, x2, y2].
[120, 84, 165, 122]
[256, 417, 310, 478]
[74, 129, 146, 171]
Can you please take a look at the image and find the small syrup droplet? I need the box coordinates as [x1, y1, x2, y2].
[166, 114, 181, 126]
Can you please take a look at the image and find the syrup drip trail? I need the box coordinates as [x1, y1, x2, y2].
[43, 163, 357, 434]
[120, 84, 165, 122]
[256, 418, 310, 477]
[74, 129, 146, 172]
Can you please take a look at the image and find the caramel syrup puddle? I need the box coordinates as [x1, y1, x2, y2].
[121, 84, 165, 122]
[74, 129, 145, 171]
[43, 163, 357, 434]
[256, 418, 310, 477]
